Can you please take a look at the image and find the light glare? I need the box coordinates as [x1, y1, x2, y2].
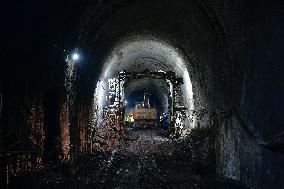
[72, 53, 79, 61]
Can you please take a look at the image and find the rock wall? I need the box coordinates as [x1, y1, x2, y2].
[215, 113, 284, 189]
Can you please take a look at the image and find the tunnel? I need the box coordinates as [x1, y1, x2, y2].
[94, 35, 195, 131]
[0, 0, 284, 189]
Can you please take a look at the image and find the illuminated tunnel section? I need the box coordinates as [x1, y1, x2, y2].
[78, 0, 226, 133]
[94, 35, 195, 132]
[124, 78, 169, 113]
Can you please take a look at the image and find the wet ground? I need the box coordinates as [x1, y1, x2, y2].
[9, 127, 247, 189]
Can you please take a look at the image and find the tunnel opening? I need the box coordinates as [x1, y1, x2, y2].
[123, 79, 167, 129]
[91, 34, 196, 145]
[124, 89, 162, 128]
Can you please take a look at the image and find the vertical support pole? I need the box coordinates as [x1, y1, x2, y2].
[171, 81, 176, 135]
[166, 80, 175, 134]
[171, 83, 175, 121]
[118, 75, 121, 109]
[64, 56, 78, 164]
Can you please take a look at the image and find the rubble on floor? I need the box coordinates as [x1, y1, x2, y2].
[9, 127, 247, 189]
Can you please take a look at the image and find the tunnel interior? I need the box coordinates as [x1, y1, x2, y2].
[1, 0, 284, 189]
[90, 35, 196, 140]
[96, 36, 194, 117]
[124, 79, 168, 113]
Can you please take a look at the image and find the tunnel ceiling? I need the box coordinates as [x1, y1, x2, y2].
[101, 37, 189, 78]
[80, 0, 224, 93]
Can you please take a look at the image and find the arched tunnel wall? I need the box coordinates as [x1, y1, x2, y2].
[92, 35, 196, 132]
[77, 0, 227, 133]
[74, 1, 284, 187]
[0, 0, 284, 188]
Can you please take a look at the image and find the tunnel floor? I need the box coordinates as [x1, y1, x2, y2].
[9, 127, 247, 189]
[116, 126, 174, 155]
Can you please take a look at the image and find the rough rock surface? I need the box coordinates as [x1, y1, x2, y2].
[9, 127, 246, 189]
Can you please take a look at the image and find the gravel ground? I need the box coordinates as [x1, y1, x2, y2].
[9, 127, 247, 189]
